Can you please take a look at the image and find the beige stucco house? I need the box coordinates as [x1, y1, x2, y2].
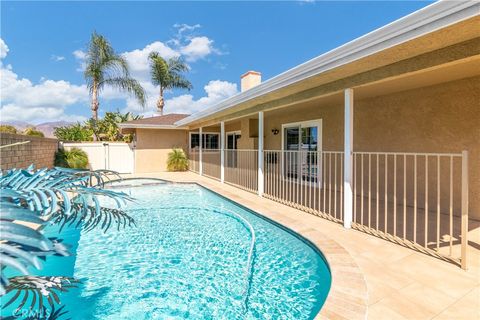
[120, 1, 479, 269]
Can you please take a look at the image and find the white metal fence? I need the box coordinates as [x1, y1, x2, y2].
[189, 150, 200, 173]
[188, 148, 469, 268]
[264, 150, 344, 222]
[352, 151, 468, 267]
[224, 149, 258, 193]
[203, 150, 221, 180]
[62, 142, 134, 173]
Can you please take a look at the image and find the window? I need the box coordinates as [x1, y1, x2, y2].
[189, 133, 219, 150]
[282, 119, 322, 182]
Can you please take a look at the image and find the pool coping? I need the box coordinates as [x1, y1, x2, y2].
[125, 177, 369, 319]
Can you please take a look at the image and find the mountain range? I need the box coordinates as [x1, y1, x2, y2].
[1, 121, 73, 138]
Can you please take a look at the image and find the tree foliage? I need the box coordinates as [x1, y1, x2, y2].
[54, 148, 89, 169]
[84, 32, 145, 120]
[167, 148, 189, 171]
[23, 128, 45, 137]
[53, 111, 141, 142]
[54, 123, 93, 142]
[0, 165, 133, 316]
[0, 125, 18, 134]
[148, 52, 192, 114]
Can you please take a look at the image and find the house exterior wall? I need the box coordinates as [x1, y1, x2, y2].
[134, 129, 188, 173]
[261, 76, 479, 219]
[0, 133, 58, 171]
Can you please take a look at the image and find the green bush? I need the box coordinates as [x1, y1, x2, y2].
[167, 148, 188, 172]
[54, 123, 93, 142]
[55, 148, 89, 169]
[23, 127, 44, 137]
[0, 125, 18, 134]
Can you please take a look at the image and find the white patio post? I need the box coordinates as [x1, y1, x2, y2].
[344, 88, 354, 229]
[258, 111, 264, 196]
[199, 127, 203, 176]
[220, 121, 225, 183]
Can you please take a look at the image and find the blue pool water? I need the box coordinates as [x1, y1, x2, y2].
[2, 181, 331, 319]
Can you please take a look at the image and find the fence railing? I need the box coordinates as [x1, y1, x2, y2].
[352, 151, 468, 267]
[203, 150, 221, 180]
[188, 148, 469, 268]
[189, 150, 199, 173]
[264, 150, 344, 222]
[224, 149, 258, 193]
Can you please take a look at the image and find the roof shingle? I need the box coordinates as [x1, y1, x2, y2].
[119, 113, 190, 128]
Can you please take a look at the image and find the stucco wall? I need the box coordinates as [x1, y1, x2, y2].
[134, 129, 188, 173]
[261, 76, 479, 219]
[0, 133, 58, 171]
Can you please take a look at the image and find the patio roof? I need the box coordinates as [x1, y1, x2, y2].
[119, 113, 190, 130]
[174, 1, 479, 128]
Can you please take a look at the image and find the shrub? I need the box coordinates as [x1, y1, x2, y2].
[23, 127, 45, 137]
[54, 123, 93, 142]
[167, 148, 188, 171]
[0, 125, 18, 134]
[55, 148, 89, 169]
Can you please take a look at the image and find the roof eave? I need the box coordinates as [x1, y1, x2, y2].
[118, 124, 186, 130]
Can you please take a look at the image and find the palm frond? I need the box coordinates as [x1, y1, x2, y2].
[83, 32, 144, 109]
[2, 276, 79, 314]
[169, 74, 193, 90]
[0, 166, 134, 300]
[52, 201, 135, 233]
[167, 56, 190, 73]
[148, 51, 192, 92]
[102, 77, 146, 107]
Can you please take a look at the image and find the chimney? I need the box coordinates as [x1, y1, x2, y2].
[241, 71, 261, 92]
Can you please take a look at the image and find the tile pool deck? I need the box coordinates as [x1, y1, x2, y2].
[124, 172, 480, 319]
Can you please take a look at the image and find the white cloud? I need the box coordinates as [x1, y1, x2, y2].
[0, 38, 88, 123]
[73, 49, 86, 60]
[0, 38, 8, 60]
[121, 42, 179, 80]
[173, 23, 201, 35]
[0, 23, 230, 123]
[164, 80, 237, 114]
[180, 36, 216, 62]
[51, 55, 65, 62]
[73, 49, 87, 71]
[122, 80, 237, 116]
[0, 104, 86, 123]
[1, 67, 87, 108]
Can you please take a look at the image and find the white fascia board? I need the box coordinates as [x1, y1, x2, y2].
[175, 1, 478, 127]
[118, 124, 187, 130]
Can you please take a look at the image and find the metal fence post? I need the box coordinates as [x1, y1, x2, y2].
[461, 150, 469, 270]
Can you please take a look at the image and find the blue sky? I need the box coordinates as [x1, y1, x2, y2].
[0, 1, 432, 124]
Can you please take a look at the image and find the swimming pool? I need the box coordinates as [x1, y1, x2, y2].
[2, 181, 331, 319]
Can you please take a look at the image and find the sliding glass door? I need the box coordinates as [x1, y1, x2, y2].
[226, 132, 241, 168]
[283, 120, 321, 182]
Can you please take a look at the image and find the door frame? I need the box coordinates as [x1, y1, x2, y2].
[280, 119, 323, 184]
[225, 130, 241, 149]
[225, 131, 241, 168]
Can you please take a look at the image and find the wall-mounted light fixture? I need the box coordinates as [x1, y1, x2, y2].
[271, 128, 279, 135]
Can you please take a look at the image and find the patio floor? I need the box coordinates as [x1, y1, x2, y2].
[124, 171, 480, 319]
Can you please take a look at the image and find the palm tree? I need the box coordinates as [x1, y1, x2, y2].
[148, 52, 192, 115]
[84, 32, 146, 121]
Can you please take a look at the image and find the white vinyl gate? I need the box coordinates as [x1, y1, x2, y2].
[62, 142, 135, 173]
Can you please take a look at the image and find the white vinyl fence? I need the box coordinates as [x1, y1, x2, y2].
[62, 142, 134, 174]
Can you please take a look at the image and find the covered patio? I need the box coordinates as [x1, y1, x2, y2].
[183, 47, 479, 269]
